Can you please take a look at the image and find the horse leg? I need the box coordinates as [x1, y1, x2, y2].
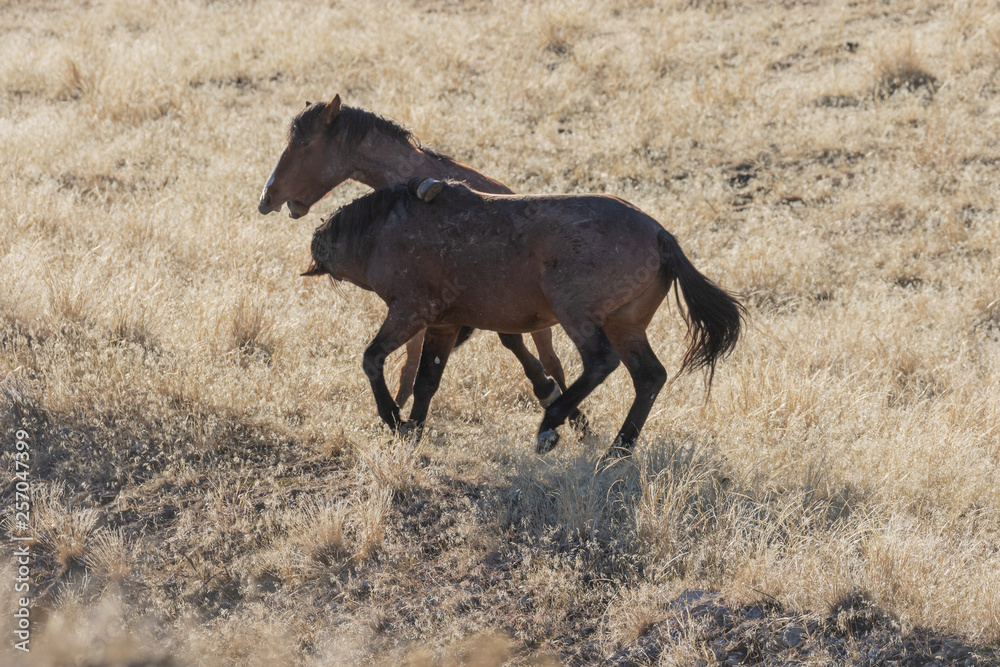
[536, 322, 620, 454]
[497, 333, 560, 405]
[398, 326, 472, 407]
[530, 328, 567, 390]
[363, 312, 425, 433]
[602, 326, 667, 461]
[454, 325, 475, 348]
[394, 330, 425, 407]
[403, 326, 461, 440]
[498, 332, 591, 432]
[528, 328, 591, 434]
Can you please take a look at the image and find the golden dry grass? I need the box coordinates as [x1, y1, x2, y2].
[2, 0, 1000, 664]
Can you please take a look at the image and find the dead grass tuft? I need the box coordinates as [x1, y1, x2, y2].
[227, 288, 280, 361]
[600, 585, 669, 647]
[32, 482, 100, 572]
[298, 498, 350, 566]
[632, 441, 727, 572]
[356, 487, 393, 563]
[357, 437, 424, 501]
[84, 527, 134, 585]
[871, 40, 939, 100]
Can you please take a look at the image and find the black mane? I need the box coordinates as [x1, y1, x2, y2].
[309, 185, 412, 273]
[290, 103, 450, 159]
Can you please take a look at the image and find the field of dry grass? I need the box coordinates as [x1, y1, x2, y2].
[2, 0, 1000, 664]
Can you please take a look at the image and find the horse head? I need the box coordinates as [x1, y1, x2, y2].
[258, 95, 349, 218]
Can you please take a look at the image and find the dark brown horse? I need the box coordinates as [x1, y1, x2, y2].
[257, 95, 571, 416]
[303, 179, 744, 458]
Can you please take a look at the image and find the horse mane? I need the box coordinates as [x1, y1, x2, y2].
[290, 103, 452, 160]
[306, 185, 412, 277]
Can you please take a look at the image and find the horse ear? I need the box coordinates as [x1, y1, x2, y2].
[319, 95, 342, 126]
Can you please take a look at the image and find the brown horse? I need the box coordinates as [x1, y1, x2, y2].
[303, 179, 745, 459]
[257, 95, 571, 416]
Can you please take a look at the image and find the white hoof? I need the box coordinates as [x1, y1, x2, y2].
[539, 382, 561, 408]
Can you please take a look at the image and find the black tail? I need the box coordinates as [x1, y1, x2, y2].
[658, 231, 745, 386]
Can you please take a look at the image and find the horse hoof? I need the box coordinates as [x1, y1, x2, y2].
[536, 429, 560, 454]
[537, 380, 561, 408]
[398, 419, 424, 440]
[600, 438, 633, 464]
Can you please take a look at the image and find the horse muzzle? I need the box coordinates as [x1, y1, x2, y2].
[258, 190, 276, 215]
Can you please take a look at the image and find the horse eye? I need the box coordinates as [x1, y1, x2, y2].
[291, 122, 311, 147]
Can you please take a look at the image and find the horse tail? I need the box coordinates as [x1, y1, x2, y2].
[658, 231, 745, 387]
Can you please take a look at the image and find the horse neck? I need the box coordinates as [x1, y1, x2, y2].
[322, 233, 376, 291]
[430, 155, 513, 195]
[352, 135, 513, 194]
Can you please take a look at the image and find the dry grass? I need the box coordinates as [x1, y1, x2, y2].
[2, 0, 1000, 664]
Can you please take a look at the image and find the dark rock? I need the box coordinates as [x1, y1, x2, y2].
[780, 626, 804, 648]
[711, 642, 729, 661]
[671, 589, 715, 611]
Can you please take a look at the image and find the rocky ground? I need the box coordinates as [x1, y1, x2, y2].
[599, 589, 994, 666]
